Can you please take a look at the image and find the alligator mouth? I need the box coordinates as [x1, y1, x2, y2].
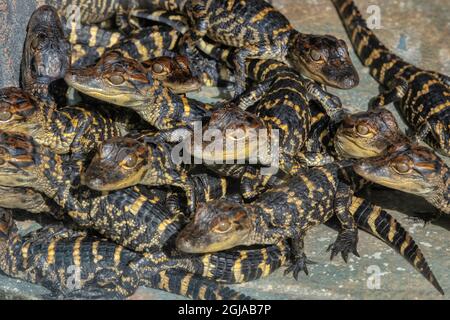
[65, 74, 148, 108]
[334, 134, 380, 158]
[299, 64, 359, 89]
[82, 176, 134, 191]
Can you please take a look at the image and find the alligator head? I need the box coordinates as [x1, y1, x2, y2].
[0, 87, 45, 135]
[65, 50, 155, 108]
[288, 33, 359, 89]
[142, 55, 202, 94]
[334, 108, 405, 158]
[65, 51, 202, 108]
[176, 200, 254, 253]
[354, 144, 449, 214]
[0, 131, 42, 187]
[189, 105, 269, 163]
[82, 136, 151, 191]
[21, 6, 71, 94]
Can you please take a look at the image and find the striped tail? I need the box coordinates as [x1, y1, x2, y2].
[350, 196, 444, 295]
[61, 16, 123, 47]
[146, 269, 253, 300]
[331, 0, 410, 85]
[191, 241, 290, 284]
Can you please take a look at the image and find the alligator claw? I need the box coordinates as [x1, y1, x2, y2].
[327, 229, 359, 263]
[284, 253, 316, 280]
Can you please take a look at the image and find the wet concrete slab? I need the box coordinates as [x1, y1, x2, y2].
[0, 0, 449, 300]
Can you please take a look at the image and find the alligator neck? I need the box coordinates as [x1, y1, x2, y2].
[34, 148, 74, 200]
[143, 143, 178, 184]
[246, 205, 281, 245]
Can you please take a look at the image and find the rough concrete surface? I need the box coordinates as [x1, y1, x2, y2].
[0, 0, 449, 300]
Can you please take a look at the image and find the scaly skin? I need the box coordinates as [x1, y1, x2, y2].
[48, 0, 181, 32]
[21, 6, 71, 105]
[0, 132, 289, 286]
[144, 0, 359, 96]
[332, 0, 450, 157]
[66, 20, 224, 88]
[69, 25, 181, 68]
[190, 60, 338, 199]
[65, 51, 211, 130]
[0, 209, 252, 300]
[176, 167, 444, 294]
[189, 104, 267, 164]
[177, 163, 360, 259]
[332, 108, 407, 159]
[47, 0, 122, 24]
[142, 55, 202, 94]
[0, 87, 134, 180]
[354, 144, 449, 216]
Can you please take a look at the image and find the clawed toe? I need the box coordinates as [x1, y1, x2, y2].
[284, 254, 316, 280]
[327, 229, 359, 263]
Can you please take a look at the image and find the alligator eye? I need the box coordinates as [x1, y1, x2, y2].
[356, 124, 369, 136]
[310, 49, 322, 61]
[214, 220, 232, 233]
[152, 63, 165, 74]
[123, 154, 138, 168]
[0, 111, 12, 122]
[393, 161, 410, 174]
[108, 75, 125, 85]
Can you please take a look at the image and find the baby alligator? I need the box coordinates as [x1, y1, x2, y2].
[82, 134, 196, 212]
[354, 143, 449, 216]
[176, 163, 444, 294]
[21, 6, 71, 105]
[332, 0, 450, 157]
[0, 131, 289, 286]
[65, 51, 211, 130]
[0, 209, 251, 300]
[141, 0, 359, 96]
[0, 86, 137, 183]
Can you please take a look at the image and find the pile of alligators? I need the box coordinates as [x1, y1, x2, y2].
[0, 0, 448, 299]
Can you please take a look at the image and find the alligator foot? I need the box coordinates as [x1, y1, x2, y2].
[284, 253, 316, 280]
[327, 229, 359, 263]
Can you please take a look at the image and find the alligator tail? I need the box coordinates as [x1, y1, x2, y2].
[350, 196, 444, 295]
[147, 269, 253, 300]
[331, 0, 410, 85]
[192, 241, 290, 284]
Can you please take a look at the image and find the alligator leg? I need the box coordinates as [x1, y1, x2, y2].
[297, 152, 335, 167]
[305, 81, 344, 122]
[369, 78, 408, 108]
[235, 78, 274, 110]
[328, 182, 360, 263]
[170, 175, 196, 214]
[232, 47, 260, 96]
[284, 236, 316, 280]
